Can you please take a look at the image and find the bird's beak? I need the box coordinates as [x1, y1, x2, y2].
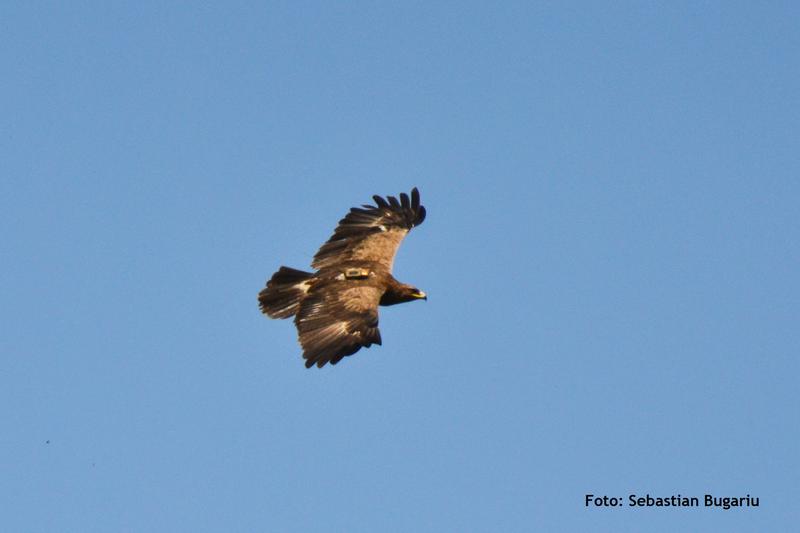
[415, 291, 427, 300]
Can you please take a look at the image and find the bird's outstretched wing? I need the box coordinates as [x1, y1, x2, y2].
[311, 187, 426, 272]
[294, 284, 384, 368]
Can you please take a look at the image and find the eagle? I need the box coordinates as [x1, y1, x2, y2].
[258, 187, 427, 368]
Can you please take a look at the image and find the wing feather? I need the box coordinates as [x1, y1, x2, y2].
[311, 187, 426, 271]
[294, 284, 383, 368]
[411, 187, 420, 210]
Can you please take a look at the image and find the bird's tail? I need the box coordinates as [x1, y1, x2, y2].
[258, 266, 314, 319]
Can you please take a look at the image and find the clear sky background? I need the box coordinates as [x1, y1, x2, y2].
[2, 2, 798, 532]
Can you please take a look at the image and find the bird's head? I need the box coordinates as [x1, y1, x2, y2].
[381, 283, 428, 306]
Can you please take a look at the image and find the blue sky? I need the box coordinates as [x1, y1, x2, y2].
[2, 2, 798, 531]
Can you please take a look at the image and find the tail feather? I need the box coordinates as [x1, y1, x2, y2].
[258, 266, 314, 319]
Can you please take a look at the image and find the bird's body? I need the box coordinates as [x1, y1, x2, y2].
[258, 188, 427, 368]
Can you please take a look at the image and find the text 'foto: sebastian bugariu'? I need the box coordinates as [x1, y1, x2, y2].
[585, 494, 760, 510]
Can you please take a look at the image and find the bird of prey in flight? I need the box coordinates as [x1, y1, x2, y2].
[258, 188, 427, 368]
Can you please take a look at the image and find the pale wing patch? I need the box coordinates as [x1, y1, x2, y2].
[348, 228, 409, 271]
[302, 321, 348, 346]
[340, 286, 383, 312]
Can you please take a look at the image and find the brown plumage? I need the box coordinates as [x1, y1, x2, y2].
[258, 188, 427, 368]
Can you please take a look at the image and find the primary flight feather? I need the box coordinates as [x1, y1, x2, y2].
[258, 188, 427, 368]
